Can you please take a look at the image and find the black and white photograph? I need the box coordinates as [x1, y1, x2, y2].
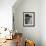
[23, 12, 35, 27]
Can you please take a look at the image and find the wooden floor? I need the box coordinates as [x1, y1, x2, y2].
[0, 39, 16, 46]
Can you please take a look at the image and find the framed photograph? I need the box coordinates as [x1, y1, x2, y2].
[23, 12, 35, 27]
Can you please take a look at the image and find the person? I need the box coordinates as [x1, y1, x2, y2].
[15, 34, 22, 46]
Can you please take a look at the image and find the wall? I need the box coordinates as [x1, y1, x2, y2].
[0, 0, 16, 30]
[13, 0, 41, 46]
[41, 0, 46, 46]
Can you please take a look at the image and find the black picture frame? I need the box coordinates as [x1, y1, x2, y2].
[23, 12, 35, 27]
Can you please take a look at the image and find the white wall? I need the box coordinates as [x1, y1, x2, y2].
[13, 0, 41, 46]
[41, 0, 46, 46]
[0, 0, 16, 30]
